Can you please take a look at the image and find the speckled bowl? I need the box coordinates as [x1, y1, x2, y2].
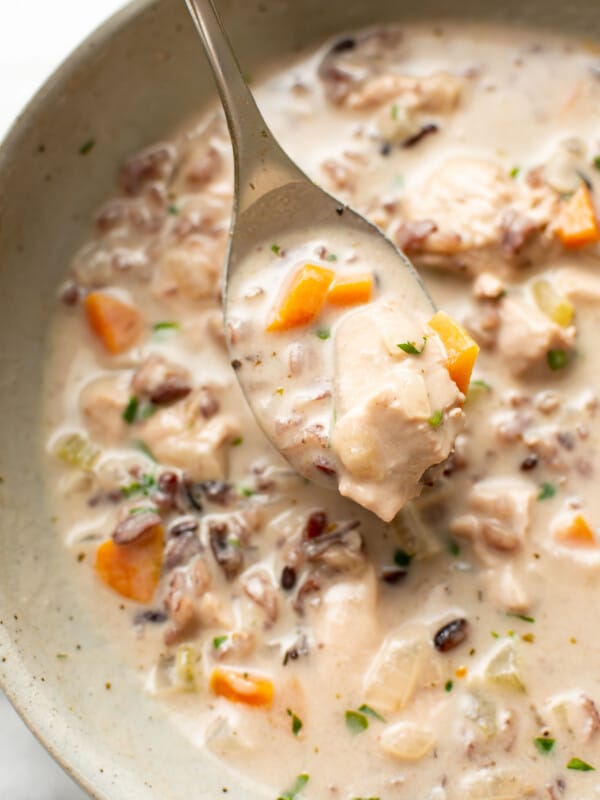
[1, 1, 599, 798]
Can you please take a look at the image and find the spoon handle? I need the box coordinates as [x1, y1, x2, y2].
[184, 0, 302, 212]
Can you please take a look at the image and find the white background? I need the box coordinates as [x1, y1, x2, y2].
[0, 4, 125, 796]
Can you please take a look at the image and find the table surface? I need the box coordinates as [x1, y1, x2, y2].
[0, 5, 125, 796]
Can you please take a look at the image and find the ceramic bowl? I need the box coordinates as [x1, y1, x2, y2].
[1, 0, 599, 797]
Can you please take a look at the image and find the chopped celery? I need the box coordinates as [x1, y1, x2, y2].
[54, 433, 100, 470]
[175, 645, 199, 691]
[532, 279, 574, 327]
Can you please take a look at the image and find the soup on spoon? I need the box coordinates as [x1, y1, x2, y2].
[186, 0, 480, 520]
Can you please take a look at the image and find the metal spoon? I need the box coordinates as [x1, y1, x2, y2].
[184, 0, 433, 484]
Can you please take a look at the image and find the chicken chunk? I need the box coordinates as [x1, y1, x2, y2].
[139, 387, 241, 481]
[79, 374, 131, 446]
[451, 477, 535, 552]
[497, 297, 575, 376]
[396, 158, 559, 275]
[152, 234, 224, 302]
[331, 301, 465, 522]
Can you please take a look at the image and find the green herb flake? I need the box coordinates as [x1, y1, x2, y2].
[507, 612, 535, 623]
[212, 635, 228, 650]
[567, 757, 595, 772]
[538, 482, 556, 501]
[445, 680, 454, 692]
[593, 155, 600, 171]
[534, 737, 555, 754]
[397, 337, 427, 355]
[345, 710, 369, 734]
[325, 253, 338, 262]
[231, 436, 243, 447]
[134, 440, 157, 462]
[271, 243, 281, 255]
[240, 487, 255, 497]
[509, 166, 521, 179]
[128, 506, 159, 516]
[287, 708, 303, 736]
[56, 653, 68, 660]
[277, 773, 310, 800]
[490, 631, 500, 639]
[121, 473, 156, 499]
[448, 538, 461, 557]
[357, 704, 386, 722]
[428, 410, 443, 428]
[79, 138, 96, 155]
[468, 379, 492, 401]
[167, 204, 179, 216]
[316, 328, 331, 340]
[547, 348, 568, 371]
[152, 321, 180, 333]
[393, 549, 413, 568]
[139, 402, 157, 420]
[390, 103, 399, 120]
[123, 396, 139, 424]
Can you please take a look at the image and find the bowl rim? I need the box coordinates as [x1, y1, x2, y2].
[0, 6, 154, 796]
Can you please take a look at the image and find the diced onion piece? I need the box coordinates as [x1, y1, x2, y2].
[531, 279, 574, 327]
[428, 311, 480, 394]
[555, 185, 600, 248]
[463, 692, 497, 739]
[95, 525, 164, 603]
[363, 624, 429, 713]
[482, 640, 525, 692]
[54, 432, 100, 470]
[266, 263, 335, 332]
[555, 514, 596, 546]
[327, 274, 373, 306]
[461, 770, 538, 799]
[379, 722, 435, 761]
[210, 667, 274, 708]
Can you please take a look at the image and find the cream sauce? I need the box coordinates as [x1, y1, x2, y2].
[44, 22, 600, 800]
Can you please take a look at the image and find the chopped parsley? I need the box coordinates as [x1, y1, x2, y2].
[325, 253, 338, 262]
[167, 204, 179, 215]
[153, 321, 180, 333]
[509, 166, 521, 179]
[445, 680, 454, 692]
[240, 487, 256, 497]
[128, 506, 159, 515]
[393, 549, 413, 568]
[448, 538, 461, 557]
[547, 348, 568, 371]
[567, 757, 595, 771]
[287, 708, 303, 736]
[397, 337, 427, 355]
[121, 473, 156, 498]
[56, 653, 68, 660]
[213, 635, 228, 649]
[345, 710, 369, 734]
[271, 243, 281, 255]
[390, 103, 399, 120]
[134, 439, 156, 462]
[538, 482, 556, 501]
[593, 155, 600, 171]
[79, 138, 96, 155]
[357, 704, 386, 722]
[316, 328, 331, 340]
[123, 396, 139, 424]
[534, 737, 555, 753]
[231, 436, 243, 447]
[277, 773, 310, 800]
[507, 612, 535, 623]
[428, 410, 443, 428]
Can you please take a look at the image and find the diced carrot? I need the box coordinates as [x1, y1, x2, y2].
[84, 291, 142, 354]
[210, 667, 274, 708]
[327, 273, 373, 307]
[555, 185, 600, 248]
[555, 514, 596, 546]
[428, 311, 480, 394]
[95, 525, 163, 603]
[266, 264, 335, 332]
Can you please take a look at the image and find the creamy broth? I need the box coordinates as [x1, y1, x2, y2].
[44, 22, 600, 800]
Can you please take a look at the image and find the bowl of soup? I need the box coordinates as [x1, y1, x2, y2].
[2, 1, 600, 798]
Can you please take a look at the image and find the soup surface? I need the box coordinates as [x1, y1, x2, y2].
[45, 22, 600, 800]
